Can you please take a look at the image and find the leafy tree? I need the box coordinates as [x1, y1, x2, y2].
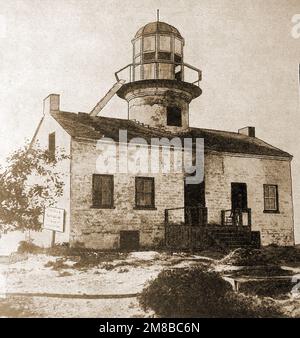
[0, 141, 69, 233]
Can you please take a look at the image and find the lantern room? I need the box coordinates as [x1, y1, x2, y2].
[116, 19, 202, 131]
[132, 21, 184, 81]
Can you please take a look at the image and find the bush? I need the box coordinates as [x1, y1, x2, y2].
[139, 267, 284, 318]
[46, 243, 71, 256]
[219, 248, 272, 266]
[17, 240, 42, 254]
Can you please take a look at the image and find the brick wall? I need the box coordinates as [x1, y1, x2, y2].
[70, 139, 185, 249]
[205, 152, 294, 246]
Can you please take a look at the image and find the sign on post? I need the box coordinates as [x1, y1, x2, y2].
[43, 207, 65, 247]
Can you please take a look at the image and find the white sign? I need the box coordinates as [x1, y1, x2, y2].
[43, 207, 65, 232]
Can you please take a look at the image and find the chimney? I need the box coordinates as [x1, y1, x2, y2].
[238, 126, 255, 137]
[43, 94, 60, 115]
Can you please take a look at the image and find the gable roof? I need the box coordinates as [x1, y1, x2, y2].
[51, 111, 292, 159]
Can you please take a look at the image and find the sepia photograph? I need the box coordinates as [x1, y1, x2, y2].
[0, 0, 300, 324]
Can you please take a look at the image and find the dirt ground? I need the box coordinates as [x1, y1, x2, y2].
[0, 251, 214, 317]
[1, 249, 300, 318]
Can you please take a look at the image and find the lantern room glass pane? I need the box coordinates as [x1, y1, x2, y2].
[159, 35, 171, 52]
[158, 63, 173, 79]
[158, 52, 171, 61]
[134, 65, 141, 81]
[134, 39, 141, 56]
[143, 52, 155, 62]
[175, 38, 182, 55]
[143, 63, 156, 80]
[134, 55, 141, 64]
[143, 36, 155, 52]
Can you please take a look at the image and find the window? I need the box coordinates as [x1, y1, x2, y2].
[167, 106, 182, 127]
[134, 65, 141, 81]
[48, 132, 55, 158]
[158, 52, 171, 61]
[134, 55, 141, 64]
[135, 177, 155, 209]
[134, 38, 141, 56]
[174, 54, 182, 63]
[159, 35, 171, 52]
[175, 38, 182, 55]
[143, 52, 155, 61]
[143, 36, 155, 52]
[143, 63, 156, 79]
[175, 65, 182, 81]
[158, 63, 172, 79]
[92, 174, 114, 208]
[264, 184, 279, 213]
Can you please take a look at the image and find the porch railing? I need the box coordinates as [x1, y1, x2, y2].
[221, 208, 252, 227]
[165, 206, 208, 226]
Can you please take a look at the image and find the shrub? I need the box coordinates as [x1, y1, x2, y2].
[139, 267, 284, 318]
[17, 240, 42, 254]
[219, 248, 273, 266]
[46, 243, 71, 256]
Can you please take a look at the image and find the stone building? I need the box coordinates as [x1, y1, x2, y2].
[31, 20, 295, 249]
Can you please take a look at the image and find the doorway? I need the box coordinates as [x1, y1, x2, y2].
[184, 180, 205, 225]
[231, 183, 248, 210]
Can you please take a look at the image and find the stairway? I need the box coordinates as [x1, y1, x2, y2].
[207, 229, 261, 249]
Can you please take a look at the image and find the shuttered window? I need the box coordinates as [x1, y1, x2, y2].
[92, 174, 114, 208]
[135, 177, 155, 209]
[264, 184, 279, 212]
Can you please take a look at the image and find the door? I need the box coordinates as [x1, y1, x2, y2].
[184, 179, 205, 225]
[231, 183, 247, 210]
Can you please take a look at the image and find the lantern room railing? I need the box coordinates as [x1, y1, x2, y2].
[115, 62, 202, 87]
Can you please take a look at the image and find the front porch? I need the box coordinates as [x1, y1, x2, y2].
[164, 206, 260, 250]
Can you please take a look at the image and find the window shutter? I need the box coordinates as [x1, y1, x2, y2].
[135, 177, 155, 208]
[92, 174, 114, 208]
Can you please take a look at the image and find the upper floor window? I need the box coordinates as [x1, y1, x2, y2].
[264, 184, 279, 213]
[167, 106, 182, 127]
[92, 174, 114, 208]
[48, 132, 55, 158]
[135, 177, 155, 209]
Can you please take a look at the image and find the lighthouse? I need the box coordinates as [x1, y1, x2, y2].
[115, 19, 202, 131]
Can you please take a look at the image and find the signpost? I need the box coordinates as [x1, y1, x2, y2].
[43, 207, 65, 247]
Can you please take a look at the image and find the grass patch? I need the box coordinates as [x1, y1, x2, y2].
[139, 267, 284, 318]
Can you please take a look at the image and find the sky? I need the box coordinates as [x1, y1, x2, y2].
[0, 0, 300, 240]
